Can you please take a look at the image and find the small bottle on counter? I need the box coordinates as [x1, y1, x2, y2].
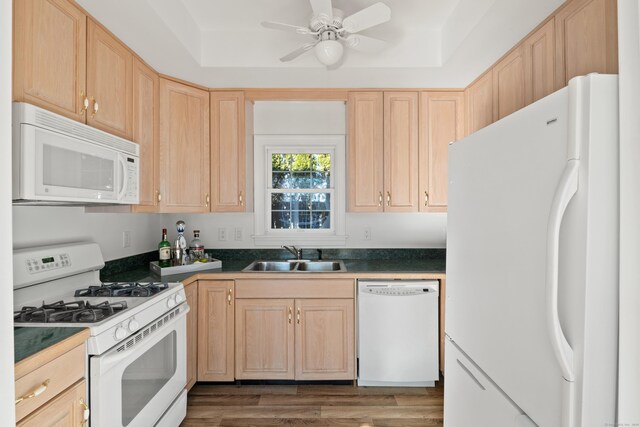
[158, 228, 171, 268]
[190, 230, 205, 260]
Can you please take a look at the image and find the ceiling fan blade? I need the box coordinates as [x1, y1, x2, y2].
[280, 42, 319, 62]
[342, 2, 391, 33]
[343, 34, 387, 53]
[310, 0, 333, 23]
[262, 21, 313, 35]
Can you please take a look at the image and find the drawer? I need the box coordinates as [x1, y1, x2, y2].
[17, 380, 87, 427]
[15, 344, 85, 422]
[235, 279, 355, 299]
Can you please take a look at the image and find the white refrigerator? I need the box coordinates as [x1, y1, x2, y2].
[445, 74, 619, 427]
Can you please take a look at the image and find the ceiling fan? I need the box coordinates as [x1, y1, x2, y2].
[261, 0, 392, 67]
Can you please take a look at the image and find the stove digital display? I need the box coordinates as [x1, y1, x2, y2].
[41, 257, 55, 264]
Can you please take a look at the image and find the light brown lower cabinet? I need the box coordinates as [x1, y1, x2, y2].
[197, 280, 235, 381]
[184, 281, 198, 389]
[235, 297, 355, 380]
[17, 380, 87, 427]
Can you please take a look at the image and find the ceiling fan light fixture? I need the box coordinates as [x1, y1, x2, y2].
[314, 39, 343, 66]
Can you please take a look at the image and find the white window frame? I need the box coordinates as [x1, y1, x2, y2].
[253, 135, 346, 246]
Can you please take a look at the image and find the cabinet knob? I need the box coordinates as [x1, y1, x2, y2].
[424, 191, 429, 207]
[386, 191, 391, 207]
[15, 379, 50, 405]
[79, 91, 89, 116]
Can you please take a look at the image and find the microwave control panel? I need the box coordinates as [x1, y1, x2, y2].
[25, 253, 71, 274]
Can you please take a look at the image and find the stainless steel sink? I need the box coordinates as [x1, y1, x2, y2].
[242, 260, 347, 272]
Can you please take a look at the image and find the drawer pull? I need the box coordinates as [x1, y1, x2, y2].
[80, 398, 90, 426]
[15, 379, 50, 405]
[288, 307, 292, 324]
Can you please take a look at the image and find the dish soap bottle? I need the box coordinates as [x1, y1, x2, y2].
[190, 230, 205, 260]
[158, 228, 171, 268]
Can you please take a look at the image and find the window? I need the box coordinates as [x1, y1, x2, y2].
[254, 135, 346, 245]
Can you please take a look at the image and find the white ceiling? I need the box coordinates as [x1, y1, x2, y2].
[77, 0, 565, 88]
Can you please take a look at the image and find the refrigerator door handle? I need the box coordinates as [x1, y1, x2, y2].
[546, 159, 578, 427]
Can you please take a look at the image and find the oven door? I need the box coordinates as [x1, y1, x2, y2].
[90, 305, 188, 427]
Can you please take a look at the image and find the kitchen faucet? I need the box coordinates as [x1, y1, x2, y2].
[282, 245, 303, 260]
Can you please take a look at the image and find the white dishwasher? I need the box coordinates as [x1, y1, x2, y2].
[358, 279, 439, 387]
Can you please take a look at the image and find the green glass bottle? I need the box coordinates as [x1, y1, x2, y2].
[158, 228, 171, 268]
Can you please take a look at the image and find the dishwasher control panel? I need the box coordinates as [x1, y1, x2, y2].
[358, 280, 439, 296]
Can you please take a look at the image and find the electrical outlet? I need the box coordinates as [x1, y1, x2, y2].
[122, 231, 131, 248]
[218, 228, 227, 241]
[235, 228, 243, 241]
[364, 227, 372, 240]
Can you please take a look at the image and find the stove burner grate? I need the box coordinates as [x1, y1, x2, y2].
[14, 300, 128, 323]
[74, 282, 169, 298]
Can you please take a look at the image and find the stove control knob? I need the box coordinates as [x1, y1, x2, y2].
[128, 318, 140, 332]
[174, 293, 184, 304]
[167, 296, 176, 308]
[114, 327, 127, 341]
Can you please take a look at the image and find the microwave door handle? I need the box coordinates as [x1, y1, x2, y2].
[117, 155, 127, 200]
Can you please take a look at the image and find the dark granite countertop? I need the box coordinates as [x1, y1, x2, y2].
[14, 327, 86, 364]
[101, 258, 446, 283]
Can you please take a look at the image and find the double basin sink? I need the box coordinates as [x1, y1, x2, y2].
[242, 260, 347, 272]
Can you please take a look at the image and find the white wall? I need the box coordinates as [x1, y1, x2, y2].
[1, 0, 15, 422]
[12, 207, 162, 261]
[617, 0, 640, 423]
[166, 212, 446, 249]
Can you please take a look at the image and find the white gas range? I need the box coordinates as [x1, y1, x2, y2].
[13, 242, 188, 427]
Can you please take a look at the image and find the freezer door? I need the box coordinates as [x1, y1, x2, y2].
[444, 337, 529, 427]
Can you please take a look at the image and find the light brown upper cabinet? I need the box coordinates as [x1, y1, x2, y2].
[158, 78, 210, 213]
[523, 18, 556, 103]
[383, 92, 419, 212]
[131, 58, 159, 212]
[419, 92, 465, 211]
[197, 280, 234, 382]
[347, 92, 384, 212]
[493, 46, 527, 121]
[210, 91, 246, 212]
[555, 0, 618, 87]
[86, 20, 133, 139]
[13, 0, 87, 121]
[465, 70, 494, 135]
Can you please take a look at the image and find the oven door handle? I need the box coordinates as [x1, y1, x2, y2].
[96, 305, 189, 376]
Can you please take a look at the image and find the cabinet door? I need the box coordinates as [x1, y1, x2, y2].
[419, 92, 464, 211]
[347, 92, 384, 212]
[555, 0, 618, 87]
[197, 281, 234, 382]
[295, 299, 355, 380]
[17, 380, 87, 427]
[523, 19, 556, 104]
[185, 281, 198, 390]
[132, 58, 159, 212]
[13, 0, 86, 121]
[493, 46, 527, 121]
[465, 70, 494, 135]
[210, 91, 246, 212]
[383, 92, 419, 212]
[159, 78, 210, 213]
[235, 299, 295, 380]
[86, 20, 133, 139]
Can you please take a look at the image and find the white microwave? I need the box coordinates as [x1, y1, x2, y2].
[12, 102, 139, 205]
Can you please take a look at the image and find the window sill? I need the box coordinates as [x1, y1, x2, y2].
[253, 234, 348, 247]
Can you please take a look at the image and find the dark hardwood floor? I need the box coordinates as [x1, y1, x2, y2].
[181, 380, 444, 426]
